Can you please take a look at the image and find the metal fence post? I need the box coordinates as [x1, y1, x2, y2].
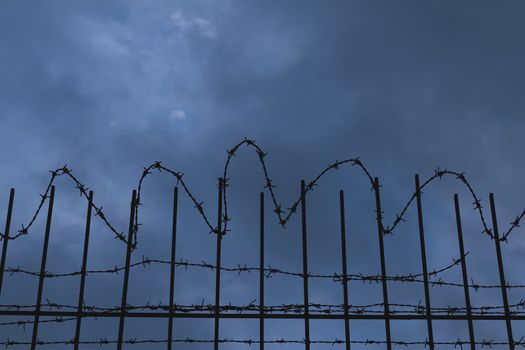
[373, 178, 392, 350]
[489, 193, 514, 350]
[74, 190, 94, 349]
[259, 191, 265, 350]
[415, 175, 435, 349]
[117, 190, 137, 350]
[31, 185, 55, 350]
[339, 190, 351, 350]
[453, 194, 476, 349]
[0, 188, 15, 297]
[300, 180, 310, 350]
[214, 178, 224, 350]
[168, 187, 179, 350]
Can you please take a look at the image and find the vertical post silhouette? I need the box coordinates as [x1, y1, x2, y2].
[0, 188, 15, 297]
[73, 191, 93, 350]
[373, 177, 392, 350]
[214, 178, 224, 350]
[31, 185, 55, 350]
[339, 190, 351, 350]
[453, 194, 476, 349]
[301, 180, 310, 350]
[489, 193, 514, 350]
[117, 190, 137, 350]
[414, 175, 434, 349]
[259, 192, 265, 350]
[167, 187, 179, 350]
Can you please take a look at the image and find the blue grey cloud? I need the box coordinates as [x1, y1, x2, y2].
[1, 1, 525, 348]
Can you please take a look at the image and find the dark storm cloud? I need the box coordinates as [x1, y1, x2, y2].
[1, 1, 525, 348]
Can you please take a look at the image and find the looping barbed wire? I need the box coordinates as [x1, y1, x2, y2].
[1, 139, 524, 248]
[0, 166, 127, 246]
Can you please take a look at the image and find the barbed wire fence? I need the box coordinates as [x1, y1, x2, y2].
[0, 138, 524, 349]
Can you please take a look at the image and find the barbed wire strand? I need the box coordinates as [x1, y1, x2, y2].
[0, 337, 524, 348]
[3, 300, 525, 315]
[2, 298, 525, 331]
[3, 252, 462, 280]
[5, 253, 525, 290]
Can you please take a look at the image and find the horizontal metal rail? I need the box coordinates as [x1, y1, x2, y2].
[1, 310, 525, 321]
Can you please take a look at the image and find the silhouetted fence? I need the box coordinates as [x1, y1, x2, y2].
[0, 177, 523, 349]
[0, 139, 525, 348]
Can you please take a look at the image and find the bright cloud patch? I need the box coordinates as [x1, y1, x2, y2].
[170, 10, 217, 39]
[169, 109, 187, 121]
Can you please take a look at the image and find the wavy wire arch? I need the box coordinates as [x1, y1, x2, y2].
[1, 138, 524, 250]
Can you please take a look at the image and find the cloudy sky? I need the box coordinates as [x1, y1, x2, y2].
[1, 1, 525, 349]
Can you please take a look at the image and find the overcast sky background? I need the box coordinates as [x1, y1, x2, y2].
[1, 1, 525, 349]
